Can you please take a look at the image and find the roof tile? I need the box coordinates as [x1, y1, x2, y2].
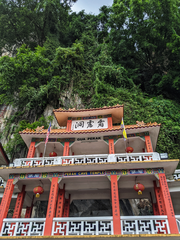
[19, 122, 161, 135]
[53, 104, 123, 112]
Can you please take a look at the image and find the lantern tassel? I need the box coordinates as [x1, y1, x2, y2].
[36, 193, 40, 198]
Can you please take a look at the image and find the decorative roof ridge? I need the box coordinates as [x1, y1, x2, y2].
[19, 122, 161, 134]
[53, 104, 123, 112]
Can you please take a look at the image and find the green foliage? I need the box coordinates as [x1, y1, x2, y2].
[108, 0, 180, 100]
[0, 42, 85, 115]
[3, 114, 51, 160]
[0, 0, 77, 54]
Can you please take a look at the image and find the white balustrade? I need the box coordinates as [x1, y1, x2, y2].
[121, 216, 170, 235]
[175, 215, 180, 233]
[13, 152, 160, 167]
[13, 157, 62, 167]
[62, 154, 109, 165]
[0, 218, 45, 236]
[0, 216, 172, 236]
[115, 152, 160, 162]
[52, 217, 113, 236]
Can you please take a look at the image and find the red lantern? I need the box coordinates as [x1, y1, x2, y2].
[33, 186, 44, 198]
[49, 151, 57, 157]
[133, 183, 145, 195]
[126, 146, 134, 153]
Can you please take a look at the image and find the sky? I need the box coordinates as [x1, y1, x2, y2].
[71, 0, 113, 15]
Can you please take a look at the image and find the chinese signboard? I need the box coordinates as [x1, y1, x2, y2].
[71, 118, 108, 130]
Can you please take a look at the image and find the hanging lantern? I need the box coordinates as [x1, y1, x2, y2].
[126, 146, 134, 153]
[133, 183, 145, 195]
[33, 186, 44, 198]
[49, 151, 57, 157]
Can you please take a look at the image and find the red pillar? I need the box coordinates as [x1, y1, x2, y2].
[54, 188, 65, 236]
[159, 173, 179, 234]
[108, 117, 113, 130]
[56, 189, 65, 217]
[13, 185, 26, 218]
[27, 142, 36, 158]
[153, 203, 160, 215]
[67, 120, 72, 132]
[0, 179, 14, 231]
[154, 181, 166, 215]
[44, 177, 59, 236]
[63, 197, 70, 217]
[25, 207, 32, 218]
[109, 139, 115, 154]
[63, 142, 70, 164]
[145, 136, 153, 152]
[25, 197, 34, 218]
[111, 175, 121, 235]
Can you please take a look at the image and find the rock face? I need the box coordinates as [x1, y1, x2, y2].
[69, 199, 153, 217]
[31, 198, 153, 218]
[33, 201, 48, 218]
[69, 200, 112, 217]
[43, 104, 59, 128]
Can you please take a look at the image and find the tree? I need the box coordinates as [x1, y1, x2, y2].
[108, 0, 180, 100]
[0, 0, 77, 54]
[0, 42, 84, 115]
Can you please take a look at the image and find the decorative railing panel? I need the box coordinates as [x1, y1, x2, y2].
[0, 218, 45, 236]
[115, 152, 160, 162]
[121, 216, 170, 235]
[52, 217, 113, 236]
[13, 152, 160, 167]
[62, 155, 109, 165]
[13, 157, 62, 167]
[0, 216, 173, 236]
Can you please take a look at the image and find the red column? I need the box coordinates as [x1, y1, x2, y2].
[154, 182, 166, 215]
[63, 142, 70, 156]
[25, 197, 34, 218]
[9, 185, 26, 235]
[44, 177, 59, 236]
[63, 197, 70, 217]
[13, 185, 26, 218]
[0, 179, 14, 231]
[111, 175, 121, 235]
[63, 142, 70, 164]
[27, 142, 36, 158]
[25, 207, 32, 218]
[67, 120, 72, 132]
[54, 188, 65, 236]
[159, 173, 179, 234]
[56, 189, 65, 217]
[153, 203, 160, 215]
[145, 136, 153, 152]
[108, 117, 113, 129]
[109, 139, 115, 154]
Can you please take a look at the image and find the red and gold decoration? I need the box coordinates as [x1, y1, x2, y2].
[133, 183, 145, 195]
[33, 186, 44, 198]
[126, 146, 134, 153]
[49, 151, 57, 157]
